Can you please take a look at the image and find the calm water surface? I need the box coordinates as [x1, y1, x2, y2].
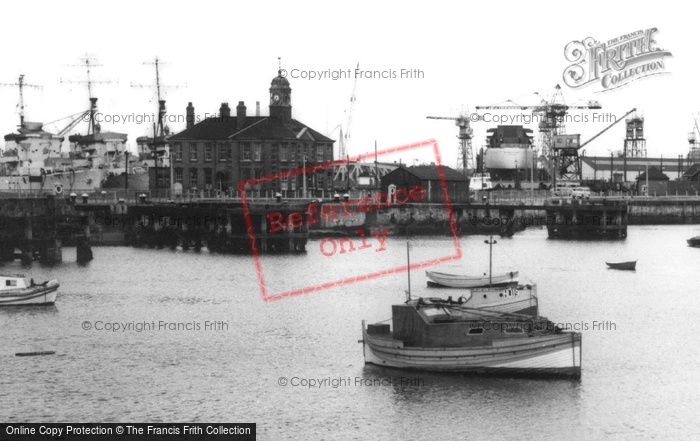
[1, 225, 699, 440]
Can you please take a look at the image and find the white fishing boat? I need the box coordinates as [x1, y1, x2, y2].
[427, 283, 538, 316]
[0, 274, 59, 306]
[361, 297, 581, 378]
[425, 270, 518, 288]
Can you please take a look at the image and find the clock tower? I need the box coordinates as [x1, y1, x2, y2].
[269, 69, 292, 123]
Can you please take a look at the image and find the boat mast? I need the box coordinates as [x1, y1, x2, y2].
[406, 241, 411, 300]
[484, 235, 497, 288]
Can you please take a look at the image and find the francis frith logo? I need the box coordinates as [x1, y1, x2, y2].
[563, 27, 672, 92]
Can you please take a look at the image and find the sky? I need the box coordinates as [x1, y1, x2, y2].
[1, 1, 698, 169]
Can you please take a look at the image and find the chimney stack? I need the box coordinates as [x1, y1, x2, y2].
[256, 101, 260, 117]
[237, 101, 247, 128]
[220, 102, 231, 118]
[186, 102, 195, 129]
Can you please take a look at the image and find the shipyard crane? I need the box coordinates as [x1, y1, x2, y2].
[476, 84, 601, 159]
[553, 108, 637, 182]
[339, 62, 360, 159]
[426, 113, 474, 175]
[0, 74, 42, 127]
[689, 112, 700, 163]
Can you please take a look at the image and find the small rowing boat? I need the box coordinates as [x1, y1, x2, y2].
[425, 270, 518, 288]
[605, 261, 637, 271]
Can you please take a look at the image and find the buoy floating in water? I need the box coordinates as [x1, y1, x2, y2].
[15, 351, 56, 357]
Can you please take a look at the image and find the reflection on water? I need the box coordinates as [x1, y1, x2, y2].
[1, 225, 698, 439]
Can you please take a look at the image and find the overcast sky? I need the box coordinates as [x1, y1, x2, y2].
[1, 1, 696, 168]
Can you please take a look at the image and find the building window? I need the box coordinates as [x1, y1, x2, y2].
[241, 143, 251, 161]
[157, 171, 170, 189]
[175, 168, 183, 184]
[279, 144, 286, 162]
[242, 168, 252, 182]
[326, 145, 333, 161]
[317, 145, 324, 162]
[317, 173, 324, 189]
[253, 142, 262, 161]
[205, 168, 213, 187]
[218, 143, 227, 161]
[281, 172, 288, 190]
[290, 175, 297, 190]
[174, 143, 182, 161]
[290, 143, 296, 162]
[189, 143, 197, 161]
[189, 168, 198, 188]
[204, 143, 213, 161]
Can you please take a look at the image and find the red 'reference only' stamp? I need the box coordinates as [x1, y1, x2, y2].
[239, 139, 462, 302]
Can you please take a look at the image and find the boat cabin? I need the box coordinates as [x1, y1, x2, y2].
[390, 299, 555, 348]
[0, 274, 31, 291]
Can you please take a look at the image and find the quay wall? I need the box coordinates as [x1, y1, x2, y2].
[625, 199, 700, 224]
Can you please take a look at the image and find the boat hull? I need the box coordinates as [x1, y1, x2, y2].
[484, 147, 535, 170]
[0, 281, 59, 306]
[605, 261, 636, 270]
[425, 270, 518, 288]
[0, 169, 107, 193]
[102, 171, 150, 192]
[363, 329, 581, 379]
[424, 285, 538, 316]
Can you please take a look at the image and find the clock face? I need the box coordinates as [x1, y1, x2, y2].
[272, 93, 281, 103]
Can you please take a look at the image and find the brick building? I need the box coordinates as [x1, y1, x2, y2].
[168, 71, 334, 196]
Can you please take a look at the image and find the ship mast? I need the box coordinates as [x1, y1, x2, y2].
[132, 56, 178, 193]
[62, 54, 112, 137]
[0, 74, 42, 128]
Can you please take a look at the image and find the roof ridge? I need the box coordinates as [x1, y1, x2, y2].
[229, 118, 268, 138]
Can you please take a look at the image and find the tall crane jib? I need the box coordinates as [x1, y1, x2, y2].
[426, 114, 474, 176]
[339, 62, 359, 160]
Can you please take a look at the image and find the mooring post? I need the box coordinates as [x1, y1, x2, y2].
[21, 220, 33, 264]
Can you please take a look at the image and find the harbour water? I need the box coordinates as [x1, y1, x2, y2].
[1, 225, 699, 439]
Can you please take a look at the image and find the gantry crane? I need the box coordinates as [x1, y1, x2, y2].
[476, 84, 601, 181]
[552, 108, 637, 183]
[426, 113, 474, 175]
[476, 84, 601, 158]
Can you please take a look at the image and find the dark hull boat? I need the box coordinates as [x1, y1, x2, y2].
[362, 298, 581, 379]
[605, 261, 637, 271]
[687, 236, 700, 248]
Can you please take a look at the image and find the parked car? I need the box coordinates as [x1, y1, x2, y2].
[553, 186, 573, 197]
[570, 186, 591, 199]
